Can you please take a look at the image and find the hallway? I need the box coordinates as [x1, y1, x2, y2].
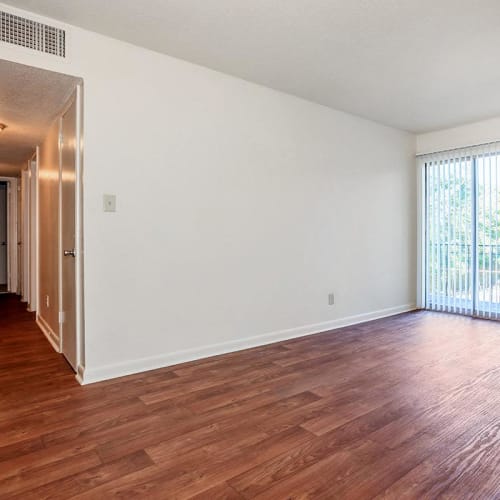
[0, 294, 75, 387]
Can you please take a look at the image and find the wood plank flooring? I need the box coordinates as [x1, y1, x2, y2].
[1, 293, 500, 498]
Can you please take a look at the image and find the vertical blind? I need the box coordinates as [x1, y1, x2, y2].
[422, 142, 500, 320]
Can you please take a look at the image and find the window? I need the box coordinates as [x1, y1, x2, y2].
[423, 144, 500, 319]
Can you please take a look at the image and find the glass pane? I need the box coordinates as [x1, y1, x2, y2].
[476, 152, 500, 318]
[426, 158, 473, 313]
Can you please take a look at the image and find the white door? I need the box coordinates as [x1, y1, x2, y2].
[60, 96, 78, 370]
[0, 183, 7, 288]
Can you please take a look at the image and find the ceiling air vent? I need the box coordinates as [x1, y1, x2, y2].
[0, 10, 65, 58]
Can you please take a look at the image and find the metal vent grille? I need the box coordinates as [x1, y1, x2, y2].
[0, 11, 65, 57]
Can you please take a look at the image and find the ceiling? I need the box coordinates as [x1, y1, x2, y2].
[0, 60, 79, 176]
[4, 0, 500, 133]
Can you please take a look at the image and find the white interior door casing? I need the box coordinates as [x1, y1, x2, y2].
[29, 156, 38, 311]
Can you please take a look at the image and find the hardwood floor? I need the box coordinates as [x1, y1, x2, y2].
[1, 293, 500, 499]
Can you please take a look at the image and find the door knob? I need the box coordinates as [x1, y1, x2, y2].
[64, 249, 76, 257]
[1, 242, 5, 246]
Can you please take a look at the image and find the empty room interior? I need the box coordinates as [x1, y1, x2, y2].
[0, 1, 499, 498]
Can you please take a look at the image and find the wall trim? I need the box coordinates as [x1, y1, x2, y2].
[75, 364, 85, 385]
[79, 303, 416, 385]
[36, 314, 61, 353]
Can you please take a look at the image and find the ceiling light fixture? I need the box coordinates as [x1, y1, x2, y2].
[0, 123, 7, 132]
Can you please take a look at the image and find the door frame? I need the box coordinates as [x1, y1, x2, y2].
[29, 150, 38, 312]
[0, 176, 18, 294]
[74, 84, 85, 377]
[27, 84, 84, 379]
[418, 151, 500, 318]
[19, 150, 39, 312]
[75, 84, 85, 379]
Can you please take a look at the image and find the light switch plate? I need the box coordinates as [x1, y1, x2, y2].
[103, 194, 116, 212]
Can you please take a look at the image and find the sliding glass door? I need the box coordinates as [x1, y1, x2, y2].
[476, 152, 500, 317]
[424, 144, 500, 319]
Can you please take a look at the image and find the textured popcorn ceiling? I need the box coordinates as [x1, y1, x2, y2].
[4, 0, 500, 132]
[0, 60, 79, 175]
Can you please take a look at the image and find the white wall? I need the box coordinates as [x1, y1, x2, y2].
[0, 3, 417, 383]
[417, 116, 500, 155]
[0, 163, 22, 177]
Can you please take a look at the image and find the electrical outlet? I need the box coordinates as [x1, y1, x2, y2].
[328, 293, 335, 306]
[103, 194, 116, 212]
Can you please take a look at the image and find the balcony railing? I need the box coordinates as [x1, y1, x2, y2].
[427, 243, 500, 314]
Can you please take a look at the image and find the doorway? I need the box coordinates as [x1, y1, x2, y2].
[0, 59, 84, 376]
[423, 143, 500, 319]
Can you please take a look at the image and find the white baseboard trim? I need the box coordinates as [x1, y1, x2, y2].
[79, 303, 416, 385]
[75, 364, 85, 385]
[36, 314, 60, 353]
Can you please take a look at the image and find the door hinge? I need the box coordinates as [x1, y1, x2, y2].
[59, 311, 65, 324]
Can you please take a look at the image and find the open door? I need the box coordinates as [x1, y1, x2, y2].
[60, 94, 78, 370]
